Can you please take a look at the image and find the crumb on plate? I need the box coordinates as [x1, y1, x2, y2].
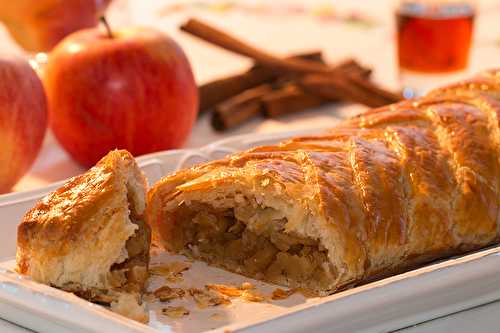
[189, 288, 231, 308]
[206, 283, 264, 302]
[271, 288, 295, 300]
[241, 290, 265, 302]
[162, 306, 190, 318]
[153, 285, 185, 302]
[206, 284, 242, 297]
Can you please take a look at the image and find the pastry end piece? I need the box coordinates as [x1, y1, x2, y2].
[16, 150, 151, 322]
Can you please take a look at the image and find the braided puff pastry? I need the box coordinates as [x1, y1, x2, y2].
[147, 69, 500, 294]
[16, 150, 151, 322]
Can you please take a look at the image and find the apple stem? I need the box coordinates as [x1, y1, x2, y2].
[99, 16, 113, 38]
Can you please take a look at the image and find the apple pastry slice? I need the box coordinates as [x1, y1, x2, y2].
[146, 69, 500, 296]
[16, 150, 150, 322]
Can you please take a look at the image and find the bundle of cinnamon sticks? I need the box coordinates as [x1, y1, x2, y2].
[181, 18, 402, 131]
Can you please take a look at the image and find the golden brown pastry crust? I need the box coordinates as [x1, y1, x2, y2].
[147, 69, 500, 293]
[17, 150, 151, 305]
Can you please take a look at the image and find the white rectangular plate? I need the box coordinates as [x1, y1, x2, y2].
[2, 128, 500, 333]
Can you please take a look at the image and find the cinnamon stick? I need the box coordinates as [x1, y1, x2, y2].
[199, 51, 323, 113]
[181, 18, 401, 106]
[263, 60, 373, 117]
[211, 84, 273, 131]
[335, 59, 372, 80]
[299, 74, 396, 108]
[212, 60, 374, 130]
[262, 84, 324, 118]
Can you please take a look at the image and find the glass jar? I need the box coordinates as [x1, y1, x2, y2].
[395, 0, 476, 98]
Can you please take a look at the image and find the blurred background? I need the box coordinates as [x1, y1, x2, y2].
[0, 0, 499, 193]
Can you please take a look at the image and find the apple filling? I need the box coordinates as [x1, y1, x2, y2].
[109, 190, 150, 291]
[80, 190, 150, 304]
[166, 195, 337, 292]
[109, 216, 150, 291]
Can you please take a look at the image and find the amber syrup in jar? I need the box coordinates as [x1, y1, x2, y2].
[396, 1, 475, 97]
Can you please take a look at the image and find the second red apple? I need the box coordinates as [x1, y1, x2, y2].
[43, 25, 198, 167]
[0, 56, 47, 193]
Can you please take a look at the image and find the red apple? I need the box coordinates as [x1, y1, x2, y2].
[43, 24, 198, 167]
[0, 56, 48, 193]
[0, 0, 111, 52]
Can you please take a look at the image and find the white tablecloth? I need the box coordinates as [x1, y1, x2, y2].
[2, 0, 499, 192]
